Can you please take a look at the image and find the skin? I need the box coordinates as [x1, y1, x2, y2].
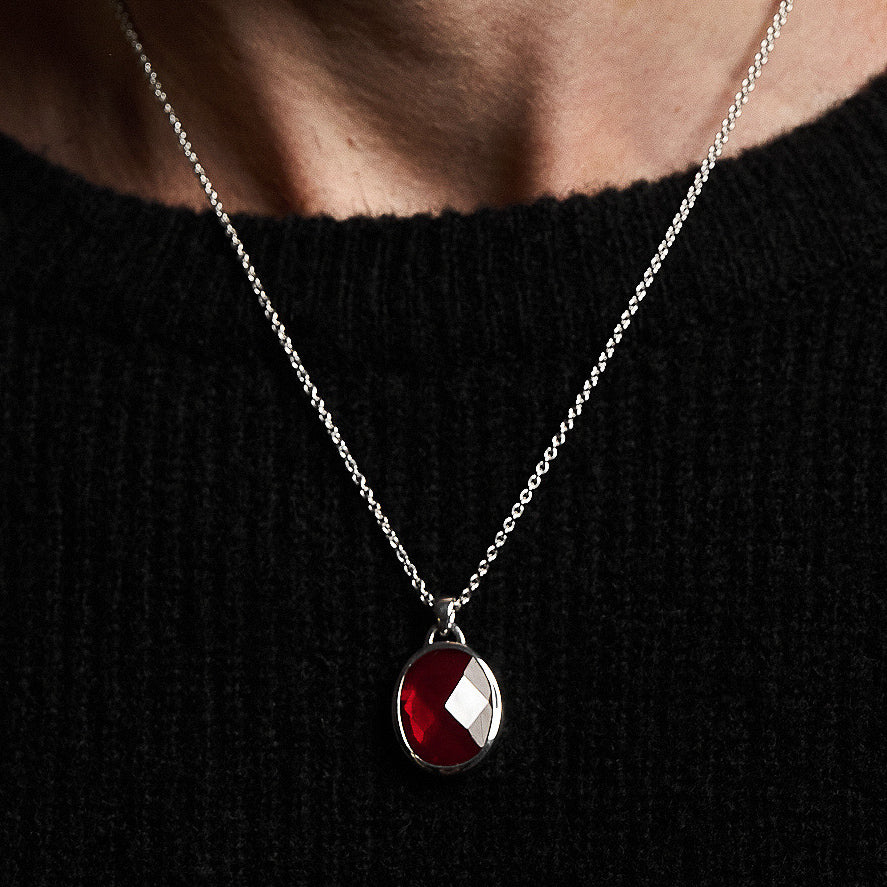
[0, 1, 885, 218]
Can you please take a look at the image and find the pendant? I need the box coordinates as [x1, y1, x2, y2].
[392, 604, 503, 774]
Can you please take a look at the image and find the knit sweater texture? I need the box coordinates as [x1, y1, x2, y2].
[1, 72, 886, 886]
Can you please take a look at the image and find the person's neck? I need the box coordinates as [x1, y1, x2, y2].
[1, 0, 886, 218]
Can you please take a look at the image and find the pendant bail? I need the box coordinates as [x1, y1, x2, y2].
[432, 596, 458, 635]
[429, 596, 463, 643]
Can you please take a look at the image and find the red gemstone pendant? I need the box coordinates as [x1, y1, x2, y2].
[393, 631, 503, 774]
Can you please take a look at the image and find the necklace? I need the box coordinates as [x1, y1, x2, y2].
[114, 0, 793, 774]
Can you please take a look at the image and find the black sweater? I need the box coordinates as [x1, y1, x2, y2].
[1, 72, 886, 886]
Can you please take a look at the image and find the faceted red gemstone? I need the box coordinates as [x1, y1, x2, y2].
[399, 647, 494, 767]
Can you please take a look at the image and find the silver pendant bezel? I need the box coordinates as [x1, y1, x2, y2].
[392, 639, 503, 775]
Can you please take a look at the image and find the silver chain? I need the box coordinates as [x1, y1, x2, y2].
[114, 0, 793, 623]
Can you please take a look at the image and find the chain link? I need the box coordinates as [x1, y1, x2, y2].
[114, 0, 793, 616]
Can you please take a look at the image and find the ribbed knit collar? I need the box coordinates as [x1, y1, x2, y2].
[1, 71, 885, 366]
